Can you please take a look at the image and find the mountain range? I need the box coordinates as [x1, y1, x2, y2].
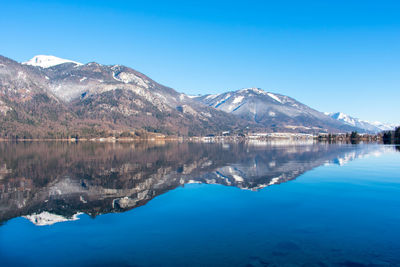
[0, 55, 242, 138]
[193, 88, 359, 133]
[0, 54, 394, 138]
[325, 112, 396, 133]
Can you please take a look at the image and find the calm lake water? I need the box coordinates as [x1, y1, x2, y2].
[0, 141, 399, 267]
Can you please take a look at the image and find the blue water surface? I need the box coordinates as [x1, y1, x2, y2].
[1, 144, 400, 266]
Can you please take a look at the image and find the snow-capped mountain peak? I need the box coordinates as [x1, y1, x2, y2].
[326, 112, 357, 125]
[237, 88, 283, 103]
[238, 87, 267, 95]
[22, 55, 82, 68]
[326, 112, 396, 133]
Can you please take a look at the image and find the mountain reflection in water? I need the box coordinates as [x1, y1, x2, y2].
[0, 141, 391, 226]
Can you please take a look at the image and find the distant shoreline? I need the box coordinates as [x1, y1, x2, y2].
[0, 132, 390, 143]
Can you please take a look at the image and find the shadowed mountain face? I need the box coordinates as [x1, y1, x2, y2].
[0, 141, 385, 225]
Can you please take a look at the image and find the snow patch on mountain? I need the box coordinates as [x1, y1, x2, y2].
[186, 95, 198, 99]
[267, 92, 282, 103]
[23, 211, 83, 226]
[22, 55, 82, 68]
[328, 112, 356, 125]
[205, 94, 218, 100]
[239, 88, 267, 95]
[232, 95, 245, 104]
[214, 93, 231, 107]
[112, 71, 149, 88]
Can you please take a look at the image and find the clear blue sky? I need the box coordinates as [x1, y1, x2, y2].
[1, 0, 399, 124]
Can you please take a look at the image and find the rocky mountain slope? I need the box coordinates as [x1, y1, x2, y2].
[194, 88, 361, 133]
[326, 112, 396, 133]
[0, 55, 243, 138]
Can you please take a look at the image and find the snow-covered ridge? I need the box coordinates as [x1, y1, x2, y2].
[22, 55, 82, 68]
[327, 112, 357, 125]
[369, 121, 397, 131]
[238, 87, 267, 95]
[186, 95, 199, 99]
[267, 92, 282, 103]
[326, 112, 397, 132]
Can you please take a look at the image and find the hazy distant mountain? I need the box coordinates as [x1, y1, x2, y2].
[194, 88, 361, 133]
[326, 112, 396, 133]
